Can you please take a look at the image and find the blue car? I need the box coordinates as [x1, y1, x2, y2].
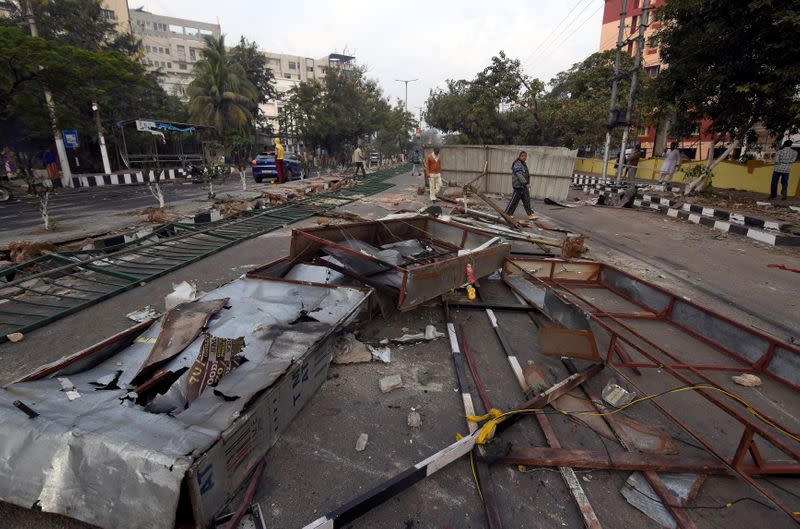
[251, 152, 302, 183]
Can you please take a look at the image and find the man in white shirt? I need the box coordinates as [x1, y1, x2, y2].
[770, 140, 798, 200]
[658, 142, 681, 184]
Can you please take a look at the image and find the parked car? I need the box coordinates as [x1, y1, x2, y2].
[369, 152, 380, 167]
[251, 152, 302, 183]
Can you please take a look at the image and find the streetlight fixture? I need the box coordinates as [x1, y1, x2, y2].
[92, 100, 112, 174]
[395, 78, 418, 112]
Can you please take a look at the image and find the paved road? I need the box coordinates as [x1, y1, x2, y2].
[0, 174, 260, 234]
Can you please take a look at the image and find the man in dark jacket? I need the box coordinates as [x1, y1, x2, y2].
[505, 151, 537, 220]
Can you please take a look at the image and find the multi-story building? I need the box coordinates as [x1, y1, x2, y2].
[261, 52, 355, 148]
[129, 7, 221, 98]
[100, 0, 131, 35]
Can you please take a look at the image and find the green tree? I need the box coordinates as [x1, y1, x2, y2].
[187, 35, 258, 135]
[654, 0, 800, 191]
[374, 102, 416, 159]
[425, 51, 545, 145]
[283, 66, 390, 163]
[229, 37, 276, 135]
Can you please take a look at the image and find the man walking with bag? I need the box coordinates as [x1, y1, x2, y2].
[506, 151, 537, 220]
[771, 140, 797, 200]
[352, 144, 367, 176]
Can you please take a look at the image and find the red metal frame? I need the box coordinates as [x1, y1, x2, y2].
[503, 257, 800, 525]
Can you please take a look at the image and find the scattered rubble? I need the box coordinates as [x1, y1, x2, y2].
[332, 333, 372, 364]
[392, 325, 445, 344]
[7, 241, 57, 263]
[379, 374, 403, 393]
[732, 373, 763, 387]
[6, 332, 23, 343]
[126, 306, 160, 323]
[407, 411, 422, 428]
[602, 382, 636, 407]
[164, 280, 198, 310]
[368, 345, 391, 363]
[355, 433, 369, 452]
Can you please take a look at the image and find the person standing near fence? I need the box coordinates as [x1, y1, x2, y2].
[425, 148, 442, 202]
[770, 140, 797, 200]
[625, 145, 641, 181]
[505, 150, 538, 220]
[658, 142, 681, 184]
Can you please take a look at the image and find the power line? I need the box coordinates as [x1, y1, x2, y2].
[534, 1, 605, 65]
[525, 0, 592, 64]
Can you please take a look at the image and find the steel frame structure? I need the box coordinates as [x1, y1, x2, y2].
[502, 257, 800, 526]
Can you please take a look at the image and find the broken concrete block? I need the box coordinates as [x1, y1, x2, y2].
[379, 374, 403, 393]
[408, 411, 422, 428]
[732, 373, 762, 387]
[368, 345, 391, 363]
[332, 333, 372, 364]
[355, 433, 368, 452]
[6, 332, 23, 343]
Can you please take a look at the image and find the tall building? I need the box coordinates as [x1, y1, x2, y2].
[129, 7, 221, 98]
[100, 0, 132, 35]
[261, 52, 355, 148]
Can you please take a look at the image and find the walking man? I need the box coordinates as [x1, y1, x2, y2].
[274, 137, 286, 183]
[506, 151, 537, 220]
[352, 144, 366, 176]
[410, 149, 422, 176]
[770, 140, 797, 200]
[625, 144, 641, 181]
[658, 142, 681, 184]
[425, 148, 442, 202]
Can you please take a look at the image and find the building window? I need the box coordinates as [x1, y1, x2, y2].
[161, 61, 166, 68]
[145, 45, 151, 52]
[165, 48, 170, 55]
[158, 47, 163, 54]
[167, 62, 172, 69]
[288, 61, 297, 70]
[170, 24, 183, 34]
[101, 8, 116, 20]
[200, 29, 212, 36]
[319, 66, 327, 74]
[284, 74, 292, 79]
[177, 45, 185, 58]
[645, 65, 660, 78]
[189, 48, 196, 60]
[307, 66, 313, 72]
[185, 27, 199, 36]
[179, 62, 187, 70]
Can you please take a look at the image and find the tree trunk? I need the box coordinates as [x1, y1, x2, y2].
[684, 126, 746, 195]
[148, 182, 165, 208]
[240, 168, 247, 191]
[39, 191, 50, 230]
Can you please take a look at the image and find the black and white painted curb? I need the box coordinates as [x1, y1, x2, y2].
[71, 168, 189, 189]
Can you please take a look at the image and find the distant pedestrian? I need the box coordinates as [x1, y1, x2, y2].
[658, 142, 681, 184]
[42, 149, 58, 180]
[771, 140, 798, 200]
[625, 145, 641, 180]
[410, 149, 422, 176]
[2, 147, 17, 177]
[505, 151, 537, 220]
[425, 148, 442, 202]
[352, 144, 366, 176]
[274, 137, 286, 183]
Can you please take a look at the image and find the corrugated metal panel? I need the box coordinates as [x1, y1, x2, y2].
[426, 145, 577, 200]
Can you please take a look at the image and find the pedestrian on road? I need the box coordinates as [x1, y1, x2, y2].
[625, 145, 641, 181]
[505, 151, 537, 220]
[658, 142, 681, 184]
[410, 149, 422, 176]
[273, 138, 286, 183]
[770, 140, 797, 200]
[425, 148, 442, 202]
[352, 144, 366, 176]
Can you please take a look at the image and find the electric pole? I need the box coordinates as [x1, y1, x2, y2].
[22, 0, 73, 187]
[395, 79, 418, 111]
[92, 101, 112, 175]
[601, 0, 628, 181]
[616, 0, 650, 183]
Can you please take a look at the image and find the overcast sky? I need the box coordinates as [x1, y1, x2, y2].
[131, 0, 605, 121]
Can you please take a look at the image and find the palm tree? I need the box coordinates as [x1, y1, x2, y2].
[187, 35, 257, 135]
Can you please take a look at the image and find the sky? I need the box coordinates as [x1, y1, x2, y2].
[130, 0, 606, 123]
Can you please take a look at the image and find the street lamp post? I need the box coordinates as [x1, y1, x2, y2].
[395, 78, 418, 111]
[92, 101, 112, 175]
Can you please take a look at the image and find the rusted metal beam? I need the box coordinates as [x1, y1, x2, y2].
[490, 446, 727, 474]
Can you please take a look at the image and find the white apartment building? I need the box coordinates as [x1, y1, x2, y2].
[129, 7, 220, 98]
[261, 52, 355, 134]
